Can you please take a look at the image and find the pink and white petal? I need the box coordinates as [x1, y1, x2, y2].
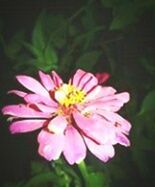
[73, 112, 116, 144]
[85, 87, 117, 102]
[8, 90, 27, 97]
[48, 116, 68, 134]
[89, 100, 125, 112]
[24, 94, 57, 107]
[2, 104, 50, 118]
[70, 69, 86, 87]
[101, 92, 130, 103]
[84, 92, 130, 112]
[78, 72, 98, 93]
[9, 119, 46, 134]
[116, 133, 130, 147]
[38, 130, 64, 161]
[97, 87, 117, 97]
[63, 126, 86, 165]
[84, 136, 115, 162]
[95, 110, 131, 134]
[51, 71, 63, 87]
[39, 71, 55, 91]
[95, 72, 110, 84]
[85, 86, 102, 101]
[16, 75, 49, 97]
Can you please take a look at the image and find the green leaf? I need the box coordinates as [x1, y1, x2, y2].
[32, 12, 46, 52]
[110, 1, 138, 30]
[23, 42, 42, 58]
[139, 89, 155, 115]
[44, 44, 58, 70]
[45, 14, 68, 48]
[76, 50, 102, 71]
[81, 6, 96, 31]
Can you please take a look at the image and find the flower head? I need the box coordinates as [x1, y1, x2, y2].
[2, 69, 131, 164]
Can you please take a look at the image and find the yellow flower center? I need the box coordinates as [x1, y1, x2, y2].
[55, 84, 86, 107]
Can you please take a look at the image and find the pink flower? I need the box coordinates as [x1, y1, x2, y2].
[2, 69, 131, 164]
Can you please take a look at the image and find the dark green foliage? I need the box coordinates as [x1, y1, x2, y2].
[1, 0, 155, 186]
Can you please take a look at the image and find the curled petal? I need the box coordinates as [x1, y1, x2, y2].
[9, 119, 46, 134]
[39, 71, 55, 91]
[38, 130, 64, 161]
[16, 75, 49, 97]
[84, 136, 115, 162]
[116, 133, 130, 147]
[8, 90, 27, 97]
[63, 126, 86, 165]
[2, 104, 50, 118]
[95, 72, 110, 84]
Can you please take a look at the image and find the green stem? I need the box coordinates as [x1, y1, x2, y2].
[78, 160, 89, 187]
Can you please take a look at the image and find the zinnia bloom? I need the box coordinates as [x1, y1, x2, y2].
[2, 69, 131, 164]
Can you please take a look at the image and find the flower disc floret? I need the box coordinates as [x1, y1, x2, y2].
[55, 84, 86, 107]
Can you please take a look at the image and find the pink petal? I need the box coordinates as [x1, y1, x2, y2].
[51, 71, 63, 87]
[2, 104, 50, 118]
[24, 94, 57, 106]
[97, 87, 117, 97]
[38, 130, 64, 161]
[116, 133, 130, 147]
[47, 116, 67, 134]
[84, 92, 130, 112]
[70, 69, 86, 86]
[101, 92, 130, 103]
[84, 136, 115, 162]
[9, 119, 46, 134]
[78, 72, 98, 93]
[39, 71, 55, 91]
[95, 110, 131, 134]
[16, 75, 49, 97]
[85, 86, 102, 101]
[73, 112, 116, 144]
[85, 86, 116, 102]
[34, 103, 56, 113]
[95, 72, 110, 84]
[8, 90, 27, 97]
[63, 126, 86, 165]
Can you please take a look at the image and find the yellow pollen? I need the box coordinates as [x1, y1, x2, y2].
[55, 84, 86, 107]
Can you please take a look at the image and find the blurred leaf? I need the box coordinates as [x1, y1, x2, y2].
[44, 44, 58, 70]
[31, 161, 50, 176]
[88, 172, 106, 187]
[45, 14, 68, 48]
[76, 50, 102, 71]
[139, 57, 155, 76]
[81, 6, 96, 31]
[101, 0, 124, 8]
[110, 1, 138, 30]
[139, 89, 155, 115]
[23, 42, 42, 58]
[32, 12, 46, 52]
